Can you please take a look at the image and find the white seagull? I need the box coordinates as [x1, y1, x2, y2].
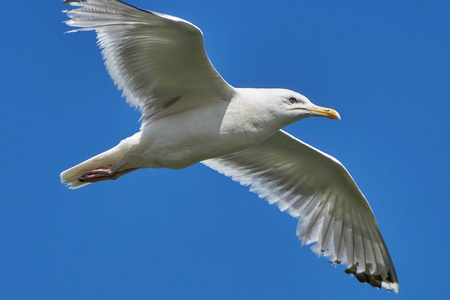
[61, 0, 398, 292]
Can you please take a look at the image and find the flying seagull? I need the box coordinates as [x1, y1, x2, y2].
[61, 0, 398, 293]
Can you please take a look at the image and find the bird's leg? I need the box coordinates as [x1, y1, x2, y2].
[78, 162, 138, 183]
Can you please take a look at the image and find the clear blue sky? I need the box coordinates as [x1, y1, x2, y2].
[1, 0, 449, 299]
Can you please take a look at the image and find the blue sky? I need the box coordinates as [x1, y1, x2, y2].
[1, 0, 449, 299]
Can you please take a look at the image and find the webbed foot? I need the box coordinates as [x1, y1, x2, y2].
[78, 166, 137, 183]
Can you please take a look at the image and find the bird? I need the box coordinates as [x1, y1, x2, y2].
[61, 0, 398, 293]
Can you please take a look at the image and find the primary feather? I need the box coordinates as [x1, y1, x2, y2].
[203, 130, 398, 292]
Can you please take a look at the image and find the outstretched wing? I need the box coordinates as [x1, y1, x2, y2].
[202, 130, 398, 293]
[64, 0, 233, 119]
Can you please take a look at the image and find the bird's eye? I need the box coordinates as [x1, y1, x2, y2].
[289, 97, 297, 104]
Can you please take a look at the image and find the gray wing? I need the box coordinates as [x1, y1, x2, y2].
[64, 0, 233, 119]
[202, 130, 398, 293]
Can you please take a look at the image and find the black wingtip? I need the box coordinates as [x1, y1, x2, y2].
[353, 272, 383, 289]
[345, 265, 398, 292]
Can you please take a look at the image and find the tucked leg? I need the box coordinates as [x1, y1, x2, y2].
[79, 165, 138, 183]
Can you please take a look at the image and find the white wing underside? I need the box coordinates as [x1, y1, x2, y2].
[64, 0, 233, 122]
[203, 130, 398, 292]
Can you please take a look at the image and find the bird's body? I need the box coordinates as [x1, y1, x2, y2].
[62, 88, 312, 182]
[140, 88, 299, 168]
[62, 0, 398, 293]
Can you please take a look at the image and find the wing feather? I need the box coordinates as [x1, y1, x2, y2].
[64, 0, 233, 120]
[202, 129, 398, 292]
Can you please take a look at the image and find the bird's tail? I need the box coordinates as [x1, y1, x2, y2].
[61, 134, 141, 189]
[61, 152, 117, 189]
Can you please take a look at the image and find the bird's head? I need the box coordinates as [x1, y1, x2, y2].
[266, 89, 341, 123]
[232, 88, 340, 130]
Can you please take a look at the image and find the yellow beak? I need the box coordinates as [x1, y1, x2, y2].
[309, 106, 341, 120]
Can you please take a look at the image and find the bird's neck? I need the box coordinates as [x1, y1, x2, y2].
[218, 88, 289, 143]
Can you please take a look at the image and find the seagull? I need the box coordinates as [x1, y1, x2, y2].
[61, 0, 398, 293]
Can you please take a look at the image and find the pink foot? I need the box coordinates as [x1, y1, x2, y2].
[79, 166, 137, 183]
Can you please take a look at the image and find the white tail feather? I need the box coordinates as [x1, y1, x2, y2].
[61, 133, 142, 189]
[60, 151, 119, 189]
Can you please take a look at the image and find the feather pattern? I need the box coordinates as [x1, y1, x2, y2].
[202, 130, 398, 292]
[64, 0, 233, 122]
